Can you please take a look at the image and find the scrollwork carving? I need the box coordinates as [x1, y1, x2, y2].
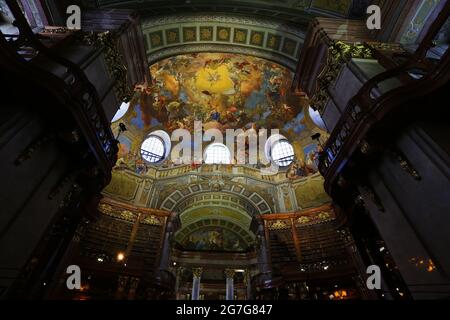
[83, 31, 132, 102]
[312, 41, 373, 113]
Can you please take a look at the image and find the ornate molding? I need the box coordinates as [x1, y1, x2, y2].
[83, 31, 132, 102]
[267, 219, 290, 230]
[192, 267, 203, 278]
[98, 197, 170, 225]
[142, 13, 305, 69]
[160, 182, 272, 215]
[265, 209, 335, 229]
[142, 14, 305, 35]
[390, 148, 421, 180]
[224, 269, 236, 279]
[14, 132, 55, 165]
[312, 41, 374, 113]
[147, 43, 298, 71]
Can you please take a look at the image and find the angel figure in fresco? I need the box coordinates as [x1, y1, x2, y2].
[210, 110, 221, 122]
[168, 101, 189, 121]
[305, 151, 319, 173]
[286, 163, 298, 180]
[195, 237, 207, 250]
[236, 110, 251, 128]
[207, 230, 223, 250]
[286, 158, 315, 180]
[232, 239, 242, 251]
[281, 103, 296, 119]
[125, 151, 140, 171]
[286, 160, 303, 180]
[135, 158, 147, 175]
[115, 157, 130, 170]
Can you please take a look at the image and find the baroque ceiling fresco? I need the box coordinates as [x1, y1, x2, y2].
[106, 39, 332, 255]
[118, 55, 309, 142]
[113, 52, 326, 177]
[180, 227, 248, 253]
[147, 53, 298, 132]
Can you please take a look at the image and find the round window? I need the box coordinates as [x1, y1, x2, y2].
[204, 143, 231, 164]
[271, 140, 295, 167]
[140, 135, 166, 163]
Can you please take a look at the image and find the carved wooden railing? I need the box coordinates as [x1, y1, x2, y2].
[0, 0, 118, 184]
[319, 1, 450, 193]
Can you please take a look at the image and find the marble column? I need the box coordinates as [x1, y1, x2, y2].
[191, 267, 203, 300]
[225, 269, 235, 300]
[159, 220, 173, 271]
[174, 267, 183, 300]
[257, 223, 272, 275]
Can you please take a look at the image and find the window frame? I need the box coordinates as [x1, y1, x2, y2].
[140, 135, 167, 164]
[203, 143, 232, 164]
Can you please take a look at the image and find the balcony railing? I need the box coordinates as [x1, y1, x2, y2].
[319, 2, 450, 192]
[0, 0, 118, 184]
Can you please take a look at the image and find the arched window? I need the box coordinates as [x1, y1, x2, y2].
[204, 143, 231, 164]
[112, 102, 130, 122]
[141, 135, 166, 163]
[271, 139, 295, 167]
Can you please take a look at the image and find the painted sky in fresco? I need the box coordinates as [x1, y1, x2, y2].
[125, 53, 306, 136]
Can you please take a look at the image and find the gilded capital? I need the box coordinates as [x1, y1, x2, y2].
[224, 269, 235, 279]
[192, 267, 203, 278]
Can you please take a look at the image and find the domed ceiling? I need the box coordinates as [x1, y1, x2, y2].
[136, 52, 298, 132]
[112, 52, 326, 168]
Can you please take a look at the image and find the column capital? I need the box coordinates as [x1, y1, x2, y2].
[224, 269, 235, 279]
[192, 267, 203, 278]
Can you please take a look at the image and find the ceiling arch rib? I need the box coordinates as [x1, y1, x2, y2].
[173, 192, 258, 252]
[175, 192, 258, 219]
[159, 183, 273, 215]
[180, 205, 252, 229]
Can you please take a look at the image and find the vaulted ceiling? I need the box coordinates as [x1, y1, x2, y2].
[100, 0, 338, 254]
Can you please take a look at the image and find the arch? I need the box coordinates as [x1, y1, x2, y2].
[140, 130, 171, 164]
[159, 183, 273, 215]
